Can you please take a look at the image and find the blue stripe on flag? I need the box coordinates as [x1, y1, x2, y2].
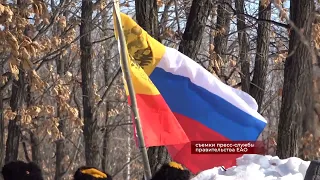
[150, 67, 266, 141]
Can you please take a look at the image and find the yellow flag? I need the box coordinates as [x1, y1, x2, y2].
[112, 10, 159, 95]
[112, 7, 190, 151]
[116, 13, 166, 76]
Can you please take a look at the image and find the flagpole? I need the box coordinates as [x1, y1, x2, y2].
[112, 1, 152, 179]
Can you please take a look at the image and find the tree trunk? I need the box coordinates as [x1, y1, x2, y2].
[235, 0, 250, 93]
[276, 0, 314, 158]
[178, 0, 214, 60]
[147, 146, 171, 175]
[214, 0, 231, 60]
[5, 0, 26, 164]
[101, 2, 112, 171]
[312, 32, 320, 137]
[30, 132, 42, 165]
[5, 69, 25, 163]
[0, 66, 5, 168]
[80, 0, 100, 167]
[135, 0, 160, 41]
[101, 102, 110, 172]
[55, 55, 67, 180]
[249, 2, 271, 111]
[123, 110, 131, 180]
[213, 0, 232, 79]
[54, 8, 69, 176]
[26, 83, 42, 166]
[135, 0, 173, 175]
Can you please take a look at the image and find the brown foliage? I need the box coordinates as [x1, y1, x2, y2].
[299, 131, 320, 160]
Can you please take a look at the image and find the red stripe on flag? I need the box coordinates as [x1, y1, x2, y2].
[166, 113, 241, 174]
[128, 94, 189, 147]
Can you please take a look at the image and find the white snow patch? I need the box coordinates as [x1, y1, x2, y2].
[192, 154, 310, 180]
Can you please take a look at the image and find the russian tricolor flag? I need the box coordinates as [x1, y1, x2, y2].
[115, 13, 267, 174]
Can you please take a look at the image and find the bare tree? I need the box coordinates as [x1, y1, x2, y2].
[235, 0, 250, 93]
[30, 132, 42, 165]
[250, 1, 271, 110]
[178, 0, 214, 60]
[5, 70, 24, 163]
[276, 0, 315, 158]
[80, 0, 100, 167]
[54, 22, 68, 180]
[5, 0, 26, 163]
[0, 64, 5, 169]
[135, 0, 160, 41]
[213, 0, 232, 79]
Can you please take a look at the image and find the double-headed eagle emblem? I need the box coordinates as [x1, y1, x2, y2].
[123, 25, 153, 69]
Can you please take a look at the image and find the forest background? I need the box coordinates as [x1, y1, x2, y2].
[0, 0, 318, 179]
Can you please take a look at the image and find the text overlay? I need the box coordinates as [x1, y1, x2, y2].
[191, 141, 265, 154]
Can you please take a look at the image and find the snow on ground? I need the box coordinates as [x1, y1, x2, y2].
[192, 154, 310, 180]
